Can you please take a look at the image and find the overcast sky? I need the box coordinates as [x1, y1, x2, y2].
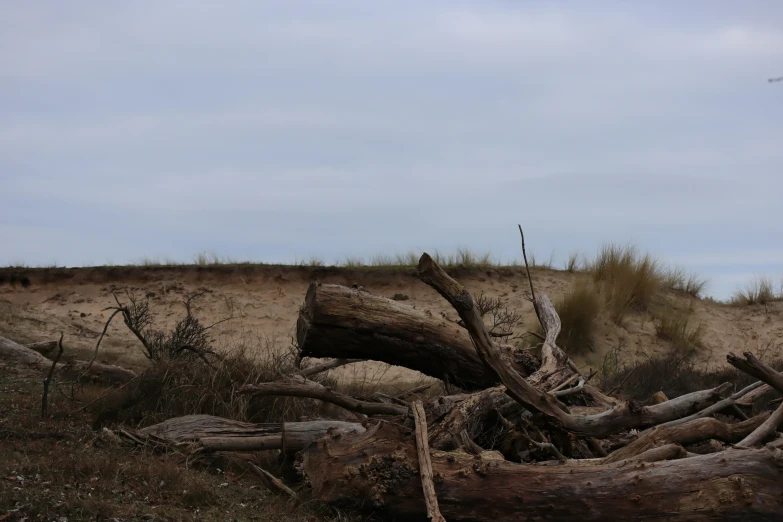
[1, 1, 782, 298]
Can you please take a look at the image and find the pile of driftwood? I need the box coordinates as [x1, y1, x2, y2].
[5, 253, 783, 521]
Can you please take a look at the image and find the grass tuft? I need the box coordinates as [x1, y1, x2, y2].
[730, 276, 781, 306]
[588, 243, 664, 323]
[654, 302, 705, 353]
[548, 278, 601, 354]
[662, 267, 707, 298]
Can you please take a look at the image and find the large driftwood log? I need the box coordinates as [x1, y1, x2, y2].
[1, 336, 137, 384]
[417, 254, 730, 438]
[297, 282, 518, 390]
[302, 421, 783, 521]
[139, 414, 366, 452]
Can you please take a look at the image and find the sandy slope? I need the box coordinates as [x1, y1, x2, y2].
[1, 265, 781, 382]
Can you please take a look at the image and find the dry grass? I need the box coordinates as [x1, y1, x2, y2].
[547, 278, 601, 355]
[730, 275, 782, 306]
[0, 363, 369, 522]
[588, 243, 665, 323]
[662, 267, 707, 298]
[564, 251, 582, 273]
[654, 302, 705, 354]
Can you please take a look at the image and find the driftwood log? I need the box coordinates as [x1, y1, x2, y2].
[1, 335, 137, 384]
[302, 420, 783, 521]
[139, 414, 366, 453]
[297, 282, 520, 390]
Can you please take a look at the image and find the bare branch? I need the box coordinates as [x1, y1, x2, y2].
[726, 351, 783, 394]
[41, 333, 64, 418]
[737, 402, 783, 448]
[296, 358, 361, 378]
[413, 401, 447, 522]
[239, 378, 408, 417]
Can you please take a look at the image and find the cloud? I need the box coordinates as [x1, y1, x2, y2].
[1, 1, 782, 298]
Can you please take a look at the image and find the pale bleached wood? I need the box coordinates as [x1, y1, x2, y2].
[413, 401, 446, 522]
[140, 414, 365, 452]
[249, 463, 297, 499]
[605, 413, 770, 463]
[737, 402, 783, 448]
[2, 335, 136, 384]
[240, 378, 408, 417]
[297, 358, 362, 378]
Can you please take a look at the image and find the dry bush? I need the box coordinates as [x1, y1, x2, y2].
[549, 279, 601, 355]
[598, 340, 783, 404]
[473, 291, 523, 339]
[588, 243, 664, 323]
[91, 340, 334, 428]
[731, 275, 781, 306]
[654, 303, 705, 353]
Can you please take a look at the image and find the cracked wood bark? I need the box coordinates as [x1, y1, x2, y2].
[139, 414, 365, 452]
[417, 254, 728, 438]
[1, 335, 137, 384]
[296, 283, 524, 390]
[302, 421, 783, 522]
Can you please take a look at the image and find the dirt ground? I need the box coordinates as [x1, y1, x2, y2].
[0, 359, 369, 521]
[1, 264, 782, 379]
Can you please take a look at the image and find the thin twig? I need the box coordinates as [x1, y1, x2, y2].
[518, 224, 543, 330]
[249, 463, 297, 499]
[608, 366, 638, 395]
[41, 333, 64, 418]
[72, 308, 122, 397]
[397, 381, 438, 400]
[531, 440, 568, 461]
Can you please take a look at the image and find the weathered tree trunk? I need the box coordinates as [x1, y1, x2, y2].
[297, 283, 522, 390]
[1, 335, 137, 384]
[139, 414, 366, 452]
[302, 421, 783, 522]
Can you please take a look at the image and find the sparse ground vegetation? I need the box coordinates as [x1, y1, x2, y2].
[653, 301, 706, 354]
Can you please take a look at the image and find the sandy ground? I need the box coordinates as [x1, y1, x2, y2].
[1, 265, 782, 382]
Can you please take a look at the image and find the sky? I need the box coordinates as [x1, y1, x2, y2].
[1, 1, 782, 299]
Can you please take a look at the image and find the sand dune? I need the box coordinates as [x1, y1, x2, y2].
[1, 265, 781, 381]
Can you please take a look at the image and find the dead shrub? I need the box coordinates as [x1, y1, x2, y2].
[91, 342, 332, 427]
[473, 291, 523, 339]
